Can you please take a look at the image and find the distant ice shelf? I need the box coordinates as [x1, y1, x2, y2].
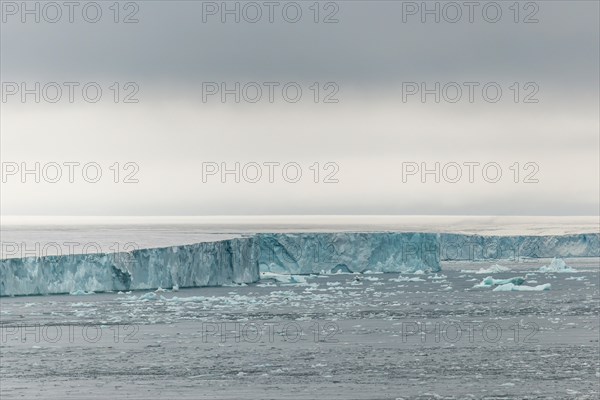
[1, 232, 598, 296]
[0, 237, 258, 297]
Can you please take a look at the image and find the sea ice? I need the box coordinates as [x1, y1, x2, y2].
[493, 283, 551, 291]
[538, 258, 576, 273]
[474, 276, 526, 288]
[472, 264, 510, 274]
[389, 276, 426, 282]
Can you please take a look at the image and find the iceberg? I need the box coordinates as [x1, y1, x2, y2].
[474, 276, 526, 288]
[493, 283, 551, 291]
[259, 271, 308, 284]
[469, 264, 510, 274]
[69, 289, 94, 296]
[538, 258, 576, 273]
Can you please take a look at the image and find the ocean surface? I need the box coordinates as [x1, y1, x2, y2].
[0, 216, 598, 399]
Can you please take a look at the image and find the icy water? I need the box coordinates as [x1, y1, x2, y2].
[1, 261, 598, 399]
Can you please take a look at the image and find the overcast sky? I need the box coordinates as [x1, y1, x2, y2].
[1, 1, 598, 216]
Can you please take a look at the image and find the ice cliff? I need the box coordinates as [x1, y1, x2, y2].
[258, 232, 439, 274]
[0, 237, 258, 297]
[1, 232, 598, 296]
[437, 233, 599, 261]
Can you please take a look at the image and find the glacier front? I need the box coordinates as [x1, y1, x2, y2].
[258, 232, 440, 274]
[1, 232, 598, 296]
[0, 237, 258, 297]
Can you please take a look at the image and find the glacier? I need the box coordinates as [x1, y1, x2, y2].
[1, 232, 598, 296]
[0, 237, 258, 297]
[258, 232, 440, 274]
[437, 233, 599, 261]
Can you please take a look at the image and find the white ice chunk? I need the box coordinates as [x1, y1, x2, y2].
[471, 264, 510, 274]
[389, 276, 425, 282]
[493, 283, 551, 291]
[474, 276, 525, 288]
[538, 258, 576, 273]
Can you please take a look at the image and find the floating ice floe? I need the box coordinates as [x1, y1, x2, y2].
[260, 272, 308, 284]
[69, 289, 94, 296]
[163, 295, 206, 304]
[138, 292, 159, 301]
[470, 264, 510, 274]
[428, 274, 447, 280]
[473, 276, 525, 288]
[363, 276, 380, 281]
[256, 282, 277, 287]
[493, 283, 551, 291]
[389, 276, 426, 282]
[538, 258, 576, 273]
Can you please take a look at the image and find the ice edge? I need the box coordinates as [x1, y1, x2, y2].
[1, 232, 598, 296]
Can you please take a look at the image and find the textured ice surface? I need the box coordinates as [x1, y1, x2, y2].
[1, 232, 598, 296]
[539, 257, 577, 273]
[0, 237, 259, 296]
[493, 282, 552, 291]
[389, 276, 426, 282]
[474, 276, 526, 287]
[469, 264, 510, 274]
[257, 232, 440, 274]
[259, 271, 309, 284]
[438, 233, 599, 261]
